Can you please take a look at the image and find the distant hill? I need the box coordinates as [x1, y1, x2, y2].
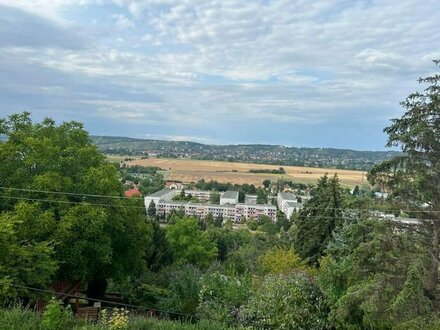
[91, 135, 401, 171]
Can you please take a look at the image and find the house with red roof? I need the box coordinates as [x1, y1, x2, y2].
[124, 188, 141, 197]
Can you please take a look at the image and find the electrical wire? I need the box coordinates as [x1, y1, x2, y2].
[0, 189, 439, 222]
[1, 186, 439, 215]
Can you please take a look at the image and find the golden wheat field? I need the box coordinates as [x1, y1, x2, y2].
[124, 157, 367, 187]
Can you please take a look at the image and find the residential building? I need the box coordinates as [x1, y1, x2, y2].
[144, 189, 177, 208]
[145, 188, 276, 222]
[235, 203, 277, 222]
[277, 192, 302, 218]
[244, 195, 257, 204]
[220, 191, 239, 205]
[165, 181, 185, 190]
[124, 188, 141, 198]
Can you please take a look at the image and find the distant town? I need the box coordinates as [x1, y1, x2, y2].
[93, 136, 401, 171]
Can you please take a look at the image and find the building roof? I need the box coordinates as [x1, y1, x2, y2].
[124, 188, 141, 197]
[279, 192, 296, 201]
[221, 191, 239, 199]
[286, 201, 302, 208]
[148, 189, 174, 198]
[236, 203, 276, 209]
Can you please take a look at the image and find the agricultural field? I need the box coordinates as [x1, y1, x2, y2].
[105, 154, 138, 162]
[124, 157, 367, 187]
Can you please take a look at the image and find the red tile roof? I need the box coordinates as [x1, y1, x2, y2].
[124, 188, 141, 197]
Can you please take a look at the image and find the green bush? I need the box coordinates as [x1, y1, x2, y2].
[160, 265, 202, 315]
[240, 273, 328, 329]
[197, 272, 250, 323]
[41, 298, 74, 330]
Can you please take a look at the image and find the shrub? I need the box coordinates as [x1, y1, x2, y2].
[160, 265, 202, 316]
[197, 272, 250, 323]
[259, 247, 312, 275]
[41, 297, 73, 330]
[239, 273, 328, 329]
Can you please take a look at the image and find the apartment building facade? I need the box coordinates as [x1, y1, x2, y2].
[145, 188, 276, 222]
[277, 192, 302, 219]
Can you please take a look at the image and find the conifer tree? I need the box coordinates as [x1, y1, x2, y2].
[294, 174, 344, 266]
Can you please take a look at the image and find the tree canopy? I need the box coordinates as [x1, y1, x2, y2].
[294, 174, 344, 266]
[368, 60, 440, 307]
[0, 112, 152, 296]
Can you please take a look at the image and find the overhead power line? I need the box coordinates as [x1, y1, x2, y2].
[0, 186, 439, 219]
[0, 195, 146, 209]
[0, 194, 438, 222]
[0, 187, 143, 201]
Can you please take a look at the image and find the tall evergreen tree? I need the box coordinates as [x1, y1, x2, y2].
[294, 174, 344, 266]
[368, 60, 440, 307]
[147, 200, 157, 218]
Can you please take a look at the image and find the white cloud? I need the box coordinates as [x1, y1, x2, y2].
[112, 14, 135, 29]
[0, 0, 439, 148]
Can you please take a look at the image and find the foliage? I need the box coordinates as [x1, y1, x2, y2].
[197, 272, 250, 323]
[0, 306, 239, 330]
[134, 166, 164, 196]
[147, 200, 156, 218]
[246, 219, 258, 231]
[367, 60, 440, 306]
[318, 218, 432, 329]
[249, 167, 285, 174]
[161, 265, 202, 316]
[0, 208, 57, 300]
[294, 174, 344, 266]
[100, 308, 129, 330]
[209, 191, 221, 204]
[259, 247, 311, 275]
[54, 205, 113, 282]
[259, 222, 278, 235]
[0, 305, 42, 330]
[239, 273, 328, 329]
[145, 220, 173, 272]
[262, 179, 271, 189]
[276, 214, 292, 231]
[165, 217, 218, 269]
[0, 112, 152, 296]
[206, 227, 251, 262]
[41, 298, 73, 330]
[255, 188, 268, 204]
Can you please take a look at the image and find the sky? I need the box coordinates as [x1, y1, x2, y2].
[0, 0, 439, 150]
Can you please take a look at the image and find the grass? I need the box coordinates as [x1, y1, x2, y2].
[0, 306, 241, 330]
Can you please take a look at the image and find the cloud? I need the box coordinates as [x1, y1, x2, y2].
[0, 0, 439, 149]
[112, 14, 135, 29]
[138, 133, 217, 144]
[0, 5, 85, 49]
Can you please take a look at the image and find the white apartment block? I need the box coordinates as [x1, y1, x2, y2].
[277, 192, 302, 219]
[185, 190, 211, 202]
[235, 203, 277, 222]
[144, 189, 178, 208]
[145, 188, 276, 222]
